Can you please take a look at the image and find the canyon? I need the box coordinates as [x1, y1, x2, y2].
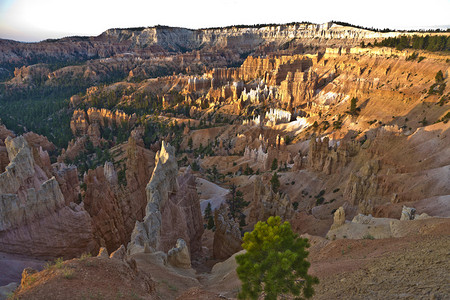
[0, 22, 449, 299]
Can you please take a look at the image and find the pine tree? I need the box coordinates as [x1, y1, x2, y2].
[435, 70, 444, 82]
[207, 215, 215, 230]
[271, 158, 278, 171]
[228, 184, 249, 219]
[270, 172, 280, 194]
[204, 202, 212, 221]
[349, 97, 358, 115]
[236, 216, 318, 299]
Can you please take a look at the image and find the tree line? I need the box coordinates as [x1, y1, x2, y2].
[374, 35, 450, 52]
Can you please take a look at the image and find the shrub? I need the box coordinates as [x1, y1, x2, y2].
[80, 252, 92, 261]
[191, 161, 200, 171]
[315, 197, 325, 206]
[62, 268, 74, 279]
[236, 216, 318, 299]
[284, 135, 292, 145]
[406, 52, 418, 61]
[363, 234, 375, 240]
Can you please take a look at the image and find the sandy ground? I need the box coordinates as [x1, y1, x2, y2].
[196, 177, 228, 213]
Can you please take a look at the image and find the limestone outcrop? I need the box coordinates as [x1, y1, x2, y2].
[128, 142, 204, 258]
[159, 167, 204, 255]
[330, 206, 346, 230]
[326, 213, 449, 240]
[70, 108, 136, 140]
[400, 206, 416, 220]
[344, 159, 381, 214]
[53, 163, 80, 205]
[0, 136, 97, 258]
[23, 132, 56, 153]
[167, 239, 191, 269]
[110, 244, 127, 260]
[248, 176, 293, 224]
[213, 204, 242, 259]
[308, 135, 359, 175]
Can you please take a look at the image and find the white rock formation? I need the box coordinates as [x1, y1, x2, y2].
[167, 238, 191, 268]
[128, 141, 179, 254]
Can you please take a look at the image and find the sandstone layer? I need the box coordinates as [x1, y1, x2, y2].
[128, 142, 204, 257]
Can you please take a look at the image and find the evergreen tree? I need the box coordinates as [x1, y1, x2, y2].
[435, 70, 444, 82]
[239, 213, 247, 227]
[228, 184, 249, 219]
[350, 97, 357, 114]
[204, 202, 212, 221]
[207, 215, 215, 230]
[236, 216, 318, 299]
[270, 172, 280, 194]
[271, 158, 278, 171]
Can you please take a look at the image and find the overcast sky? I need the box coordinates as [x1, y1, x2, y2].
[1, 0, 449, 42]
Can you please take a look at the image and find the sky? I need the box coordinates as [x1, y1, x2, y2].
[0, 0, 449, 42]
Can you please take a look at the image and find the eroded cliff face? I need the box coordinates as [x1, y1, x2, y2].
[0, 124, 15, 173]
[128, 142, 204, 257]
[83, 163, 127, 252]
[0, 22, 410, 72]
[159, 168, 204, 254]
[308, 135, 359, 175]
[0, 136, 96, 258]
[213, 204, 242, 260]
[81, 137, 154, 253]
[248, 176, 294, 225]
[70, 108, 136, 137]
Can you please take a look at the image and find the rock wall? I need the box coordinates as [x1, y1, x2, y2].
[0, 125, 14, 173]
[0, 136, 97, 258]
[81, 137, 154, 253]
[213, 204, 242, 259]
[83, 164, 127, 252]
[159, 168, 204, 254]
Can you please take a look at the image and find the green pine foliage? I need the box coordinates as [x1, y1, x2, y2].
[349, 97, 358, 115]
[236, 216, 318, 300]
[228, 184, 249, 219]
[374, 35, 450, 52]
[207, 215, 215, 230]
[204, 202, 212, 221]
[435, 70, 444, 82]
[271, 158, 278, 171]
[270, 172, 280, 194]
